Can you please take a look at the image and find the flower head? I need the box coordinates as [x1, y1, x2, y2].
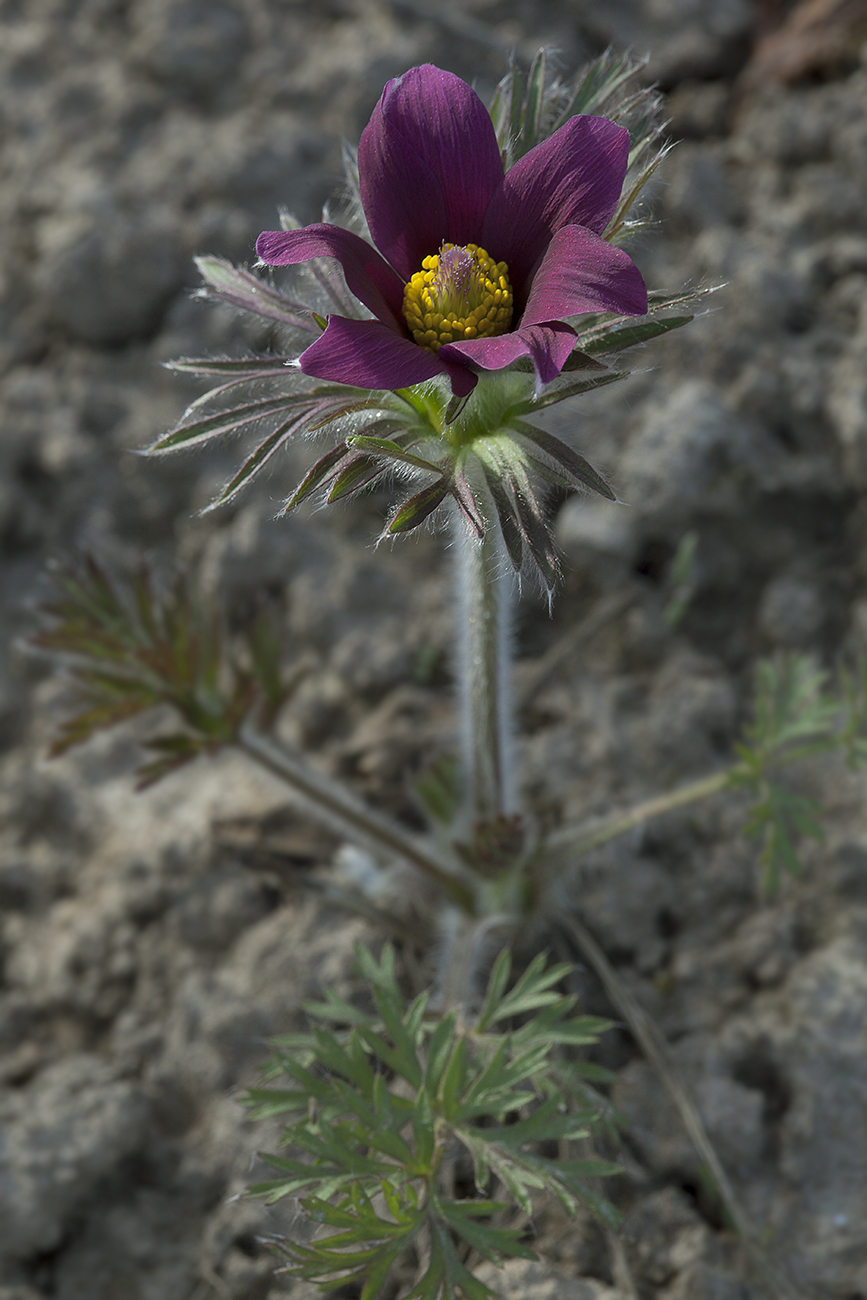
[154, 53, 705, 588]
[256, 65, 647, 398]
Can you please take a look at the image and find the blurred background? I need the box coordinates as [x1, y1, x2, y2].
[1, 1, 866, 1298]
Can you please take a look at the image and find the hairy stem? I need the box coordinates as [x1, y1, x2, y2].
[455, 519, 515, 825]
[548, 769, 731, 859]
[237, 723, 474, 911]
[434, 908, 516, 1011]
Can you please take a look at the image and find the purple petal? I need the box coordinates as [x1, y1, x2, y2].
[520, 225, 647, 325]
[299, 315, 476, 397]
[256, 225, 405, 328]
[359, 65, 504, 281]
[442, 322, 576, 386]
[482, 115, 630, 297]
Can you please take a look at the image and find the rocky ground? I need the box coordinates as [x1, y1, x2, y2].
[2, 0, 867, 1297]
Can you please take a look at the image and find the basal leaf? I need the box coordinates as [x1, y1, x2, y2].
[327, 454, 385, 502]
[477, 458, 523, 570]
[525, 368, 628, 411]
[166, 354, 294, 377]
[282, 442, 350, 511]
[346, 434, 442, 474]
[425, 1011, 458, 1094]
[439, 1037, 467, 1120]
[476, 948, 512, 1032]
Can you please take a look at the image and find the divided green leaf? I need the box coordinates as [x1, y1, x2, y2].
[244, 943, 616, 1298]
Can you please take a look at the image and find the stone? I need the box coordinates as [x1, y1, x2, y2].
[758, 574, 825, 645]
[660, 144, 743, 234]
[771, 938, 867, 1294]
[579, 0, 755, 84]
[623, 1187, 708, 1287]
[0, 1055, 149, 1262]
[131, 0, 252, 98]
[472, 1257, 621, 1300]
[555, 496, 639, 586]
[34, 207, 188, 346]
[613, 1037, 766, 1186]
[658, 1261, 749, 1299]
[828, 338, 867, 485]
[620, 382, 764, 531]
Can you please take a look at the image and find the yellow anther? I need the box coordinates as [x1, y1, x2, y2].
[403, 243, 513, 354]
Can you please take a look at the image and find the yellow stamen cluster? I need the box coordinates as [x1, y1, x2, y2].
[403, 242, 512, 354]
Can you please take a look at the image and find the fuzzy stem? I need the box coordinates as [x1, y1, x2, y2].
[434, 908, 516, 1012]
[549, 770, 730, 859]
[455, 517, 515, 825]
[237, 723, 474, 911]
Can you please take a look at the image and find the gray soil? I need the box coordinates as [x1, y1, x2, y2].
[1, 1, 867, 1298]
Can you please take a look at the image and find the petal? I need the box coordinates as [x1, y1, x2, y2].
[442, 322, 577, 386]
[519, 225, 648, 325]
[256, 225, 405, 328]
[299, 315, 476, 397]
[358, 65, 504, 281]
[482, 115, 630, 297]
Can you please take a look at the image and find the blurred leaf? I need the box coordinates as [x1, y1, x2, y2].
[730, 656, 839, 890]
[34, 555, 293, 785]
[663, 531, 699, 628]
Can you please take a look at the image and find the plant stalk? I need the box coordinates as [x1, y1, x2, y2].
[237, 722, 474, 911]
[549, 769, 731, 859]
[434, 908, 517, 1012]
[455, 517, 515, 826]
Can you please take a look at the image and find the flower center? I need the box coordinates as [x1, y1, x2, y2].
[403, 243, 513, 354]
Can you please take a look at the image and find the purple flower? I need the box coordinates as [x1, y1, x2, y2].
[256, 65, 647, 399]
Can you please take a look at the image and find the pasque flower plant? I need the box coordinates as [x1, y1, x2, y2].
[42, 51, 832, 1300]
